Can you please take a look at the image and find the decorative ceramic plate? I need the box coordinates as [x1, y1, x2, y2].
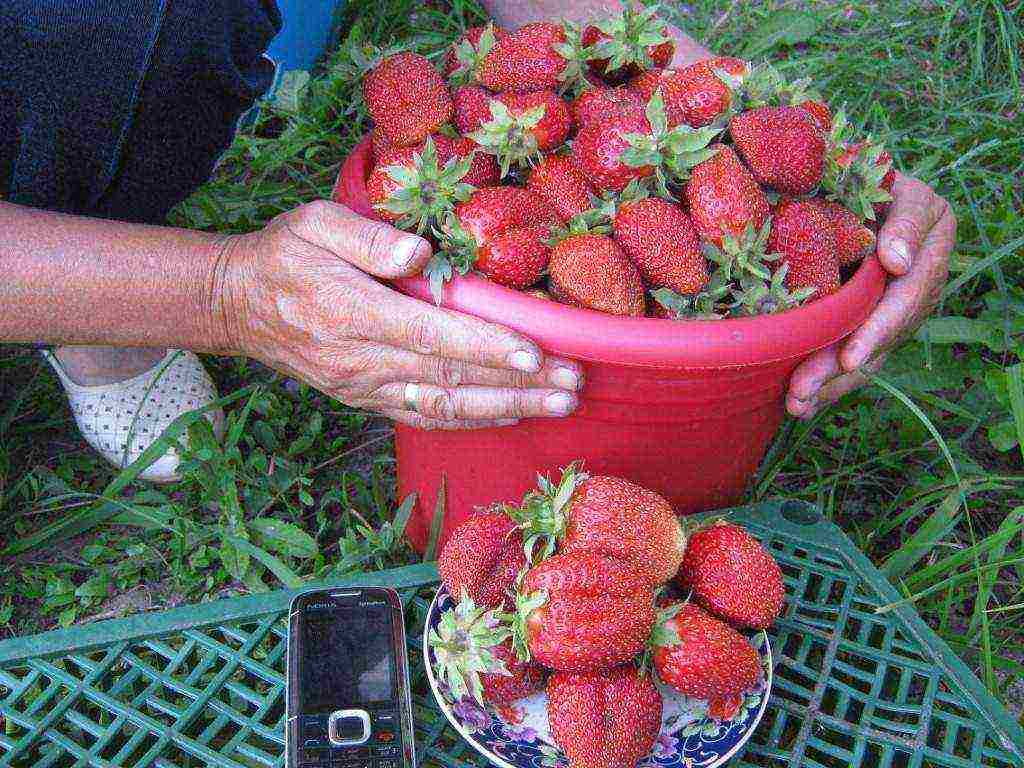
[423, 586, 772, 768]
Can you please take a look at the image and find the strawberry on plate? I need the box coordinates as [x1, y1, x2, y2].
[364, 52, 454, 147]
[438, 510, 528, 611]
[561, 474, 687, 586]
[547, 665, 662, 768]
[676, 521, 785, 629]
[514, 552, 655, 671]
[430, 592, 546, 705]
[519, 467, 687, 586]
[652, 602, 761, 700]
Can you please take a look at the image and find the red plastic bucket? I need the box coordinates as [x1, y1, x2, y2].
[333, 136, 886, 551]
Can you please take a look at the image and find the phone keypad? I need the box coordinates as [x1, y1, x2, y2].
[298, 707, 406, 768]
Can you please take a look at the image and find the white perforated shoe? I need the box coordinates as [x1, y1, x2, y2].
[43, 349, 225, 483]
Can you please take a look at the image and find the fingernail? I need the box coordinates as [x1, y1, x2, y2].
[889, 238, 911, 272]
[496, 418, 519, 427]
[550, 366, 580, 391]
[544, 392, 577, 416]
[509, 350, 541, 373]
[393, 236, 425, 271]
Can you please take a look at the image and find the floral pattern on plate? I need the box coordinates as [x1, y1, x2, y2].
[423, 586, 772, 768]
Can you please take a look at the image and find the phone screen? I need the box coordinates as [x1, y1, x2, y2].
[299, 598, 396, 713]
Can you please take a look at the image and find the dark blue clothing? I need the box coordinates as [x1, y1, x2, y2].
[1, 0, 282, 224]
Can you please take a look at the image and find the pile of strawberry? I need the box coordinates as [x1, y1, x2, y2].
[428, 467, 785, 768]
[360, 5, 894, 318]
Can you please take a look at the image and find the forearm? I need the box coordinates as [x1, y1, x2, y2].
[480, 0, 714, 66]
[0, 201, 235, 352]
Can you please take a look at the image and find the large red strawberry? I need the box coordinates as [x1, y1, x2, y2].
[572, 86, 646, 130]
[613, 195, 708, 293]
[631, 57, 749, 128]
[527, 155, 594, 221]
[371, 127, 395, 162]
[470, 91, 573, 174]
[677, 521, 785, 629]
[479, 22, 570, 92]
[444, 24, 509, 83]
[454, 186, 563, 245]
[686, 145, 770, 246]
[730, 106, 826, 194]
[475, 225, 552, 289]
[547, 666, 662, 768]
[572, 111, 655, 192]
[367, 139, 475, 232]
[514, 552, 655, 671]
[438, 510, 527, 610]
[581, 5, 675, 83]
[558, 473, 688, 586]
[652, 603, 761, 700]
[548, 234, 646, 316]
[364, 53, 453, 147]
[430, 594, 546, 705]
[768, 198, 841, 298]
[807, 198, 876, 265]
[453, 85, 493, 135]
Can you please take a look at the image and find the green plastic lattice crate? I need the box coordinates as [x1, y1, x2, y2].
[1, 500, 1022, 768]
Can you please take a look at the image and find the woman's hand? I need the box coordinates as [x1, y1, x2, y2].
[786, 173, 957, 418]
[218, 200, 583, 430]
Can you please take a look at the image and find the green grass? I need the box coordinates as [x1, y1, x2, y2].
[1, 0, 1022, 718]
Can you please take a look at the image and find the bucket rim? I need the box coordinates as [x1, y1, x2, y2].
[333, 135, 887, 368]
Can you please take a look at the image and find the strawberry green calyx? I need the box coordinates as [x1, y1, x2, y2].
[448, 23, 500, 87]
[376, 137, 476, 235]
[553, 20, 594, 98]
[651, 271, 731, 321]
[822, 109, 894, 222]
[620, 90, 722, 198]
[429, 591, 513, 704]
[701, 219, 780, 285]
[546, 206, 613, 247]
[426, 211, 482, 305]
[511, 588, 548, 662]
[639, 600, 683, 672]
[469, 100, 548, 177]
[504, 464, 587, 565]
[732, 262, 816, 316]
[589, 4, 672, 73]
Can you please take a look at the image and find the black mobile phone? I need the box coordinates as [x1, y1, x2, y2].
[286, 587, 415, 768]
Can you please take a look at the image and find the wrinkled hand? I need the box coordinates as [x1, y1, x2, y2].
[787, 173, 956, 418]
[219, 201, 582, 429]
